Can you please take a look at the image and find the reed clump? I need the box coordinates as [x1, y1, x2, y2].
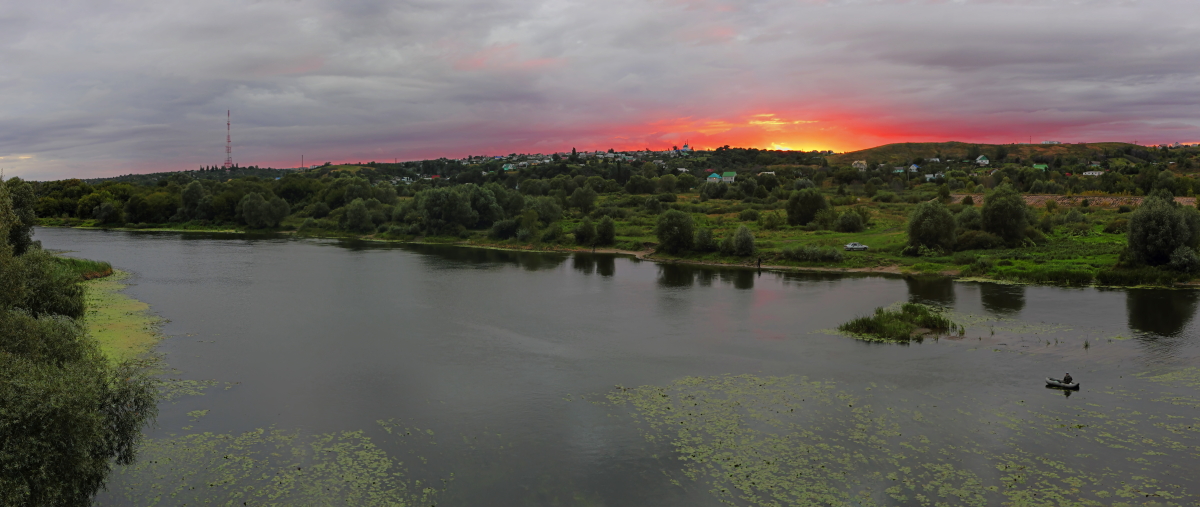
[838, 303, 956, 343]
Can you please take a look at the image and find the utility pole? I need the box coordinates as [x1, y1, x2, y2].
[223, 110, 233, 169]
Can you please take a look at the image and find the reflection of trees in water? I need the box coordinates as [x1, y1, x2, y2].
[571, 254, 616, 277]
[657, 264, 696, 288]
[905, 276, 955, 306]
[979, 283, 1025, 316]
[656, 264, 756, 290]
[1127, 290, 1197, 358]
[397, 243, 568, 271]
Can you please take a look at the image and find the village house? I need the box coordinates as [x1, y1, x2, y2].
[1032, 164, 1049, 171]
[976, 155, 990, 166]
[924, 172, 945, 182]
[721, 171, 737, 183]
[852, 160, 868, 171]
[706, 173, 723, 183]
[1082, 170, 1104, 177]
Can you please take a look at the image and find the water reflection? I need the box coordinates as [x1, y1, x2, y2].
[571, 253, 616, 277]
[657, 264, 695, 288]
[979, 283, 1025, 316]
[1127, 289, 1197, 345]
[401, 243, 568, 271]
[905, 276, 955, 306]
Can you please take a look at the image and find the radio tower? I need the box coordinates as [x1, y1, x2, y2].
[223, 110, 233, 169]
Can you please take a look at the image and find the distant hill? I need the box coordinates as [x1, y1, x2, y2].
[82, 166, 302, 185]
[827, 142, 1148, 166]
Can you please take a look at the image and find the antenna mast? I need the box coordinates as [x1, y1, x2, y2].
[223, 110, 233, 169]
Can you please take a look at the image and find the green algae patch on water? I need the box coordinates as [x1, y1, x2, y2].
[100, 426, 450, 507]
[82, 269, 163, 362]
[606, 374, 1199, 507]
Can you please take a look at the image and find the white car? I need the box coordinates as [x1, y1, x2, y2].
[844, 242, 869, 251]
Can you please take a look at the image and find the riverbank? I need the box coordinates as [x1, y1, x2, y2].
[81, 270, 163, 362]
[38, 203, 1187, 289]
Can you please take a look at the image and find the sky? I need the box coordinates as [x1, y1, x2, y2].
[2, 0, 1200, 180]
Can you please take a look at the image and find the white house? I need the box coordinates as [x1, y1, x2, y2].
[1042, 140, 1062, 145]
[852, 160, 868, 171]
[924, 172, 945, 182]
[721, 171, 737, 183]
[909, 164, 921, 172]
[976, 155, 990, 166]
[927, 157, 941, 163]
[1082, 171, 1104, 177]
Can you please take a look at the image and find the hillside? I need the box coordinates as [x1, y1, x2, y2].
[827, 141, 1147, 166]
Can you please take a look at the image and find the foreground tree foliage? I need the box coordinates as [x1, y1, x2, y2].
[0, 179, 157, 507]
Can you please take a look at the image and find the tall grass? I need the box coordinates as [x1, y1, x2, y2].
[1096, 267, 1181, 286]
[53, 256, 113, 280]
[781, 245, 844, 263]
[838, 303, 956, 343]
[997, 267, 1095, 286]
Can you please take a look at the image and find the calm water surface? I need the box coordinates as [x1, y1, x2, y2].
[36, 228, 1200, 506]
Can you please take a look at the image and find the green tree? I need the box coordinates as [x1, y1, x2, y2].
[596, 216, 615, 246]
[907, 200, 956, 252]
[981, 184, 1030, 245]
[656, 174, 678, 193]
[417, 188, 476, 235]
[3, 178, 36, 255]
[1127, 190, 1200, 266]
[786, 188, 828, 226]
[568, 186, 598, 214]
[655, 210, 695, 254]
[342, 198, 374, 232]
[0, 182, 157, 507]
[732, 225, 756, 256]
[574, 217, 596, 245]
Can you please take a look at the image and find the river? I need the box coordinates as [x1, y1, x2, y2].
[36, 227, 1200, 506]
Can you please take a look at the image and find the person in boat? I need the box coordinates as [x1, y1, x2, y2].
[1062, 373, 1073, 384]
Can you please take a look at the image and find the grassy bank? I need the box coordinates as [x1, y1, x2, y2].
[81, 270, 163, 362]
[41, 193, 1187, 288]
[53, 255, 114, 279]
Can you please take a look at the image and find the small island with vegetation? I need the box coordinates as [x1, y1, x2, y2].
[22, 141, 1200, 287]
[837, 303, 959, 343]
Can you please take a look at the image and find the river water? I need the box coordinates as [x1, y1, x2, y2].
[36, 228, 1200, 506]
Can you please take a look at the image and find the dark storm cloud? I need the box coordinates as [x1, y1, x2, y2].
[2, 0, 1198, 179]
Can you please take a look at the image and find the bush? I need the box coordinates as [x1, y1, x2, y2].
[907, 201, 956, 252]
[1104, 218, 1129, 234]
[694, 228, 717, 252]
[655, 210, 695, 254]
[955, 230, 1004, 251]
[1169, 246, 1199, 273]
[1063, 209, 1087, 223]
[596, 216, 615, 246]
[759, 211, 784, 230]
[952, 252, 977, 265]
[835, 211, 864, 233]
[956, 206, 983, 231]
[1118, 204, 1132, 213]
[982, 184, 1030, 245]
[732, 225, 756, 256]
[574, 218, 596, 245]
[739, 209, 760, 221]
[961, 195, 975, 206]
[786, 188, 828, 226]
[490, 219, 519, 239]
[813, 208, 839, 230]
[782, 245, 843, 262]
[873, 191, 898, 203]
[1045, 200, 1058, 213]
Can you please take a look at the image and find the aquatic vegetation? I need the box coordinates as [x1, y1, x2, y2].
[82, 270, 163, 362]
[100, 426, 449, 507]
[838, 303, 956, 342]
[607, 374, 1199, 507]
